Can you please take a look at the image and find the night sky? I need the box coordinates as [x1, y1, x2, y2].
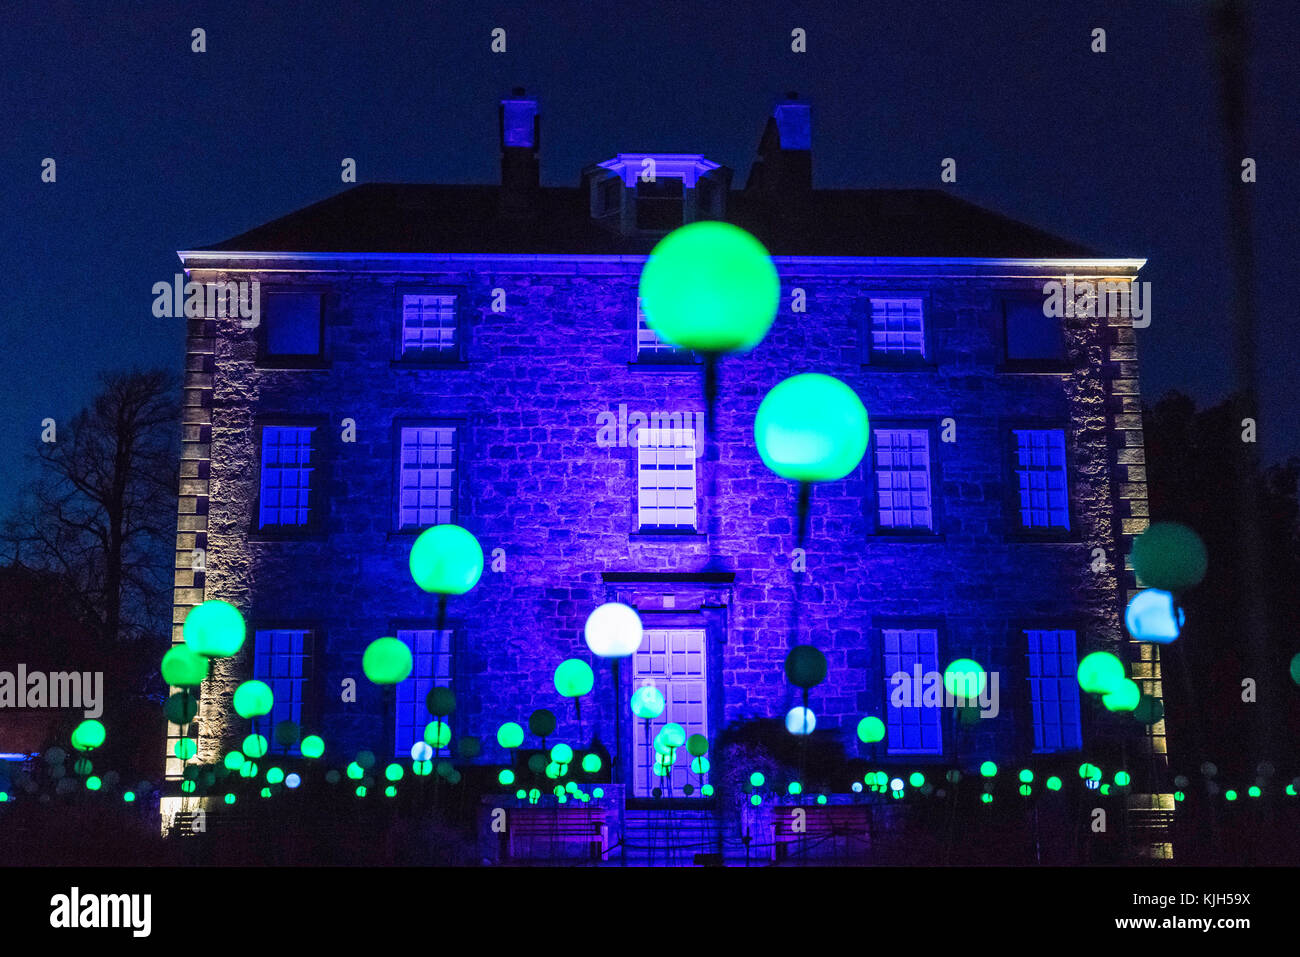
[3, 0, 1296, 511]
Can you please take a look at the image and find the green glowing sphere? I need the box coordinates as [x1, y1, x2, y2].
[1131, 522, 1207, 592]
[784, 644, 828, 689]
[300, 735, 324, 759]
[1079, 763, 1102, 781]
[529, 709, 556, 738]
[223, 751, 244, 770]
[122, 791, 134, 802]
[182, 600, 247, 658]
[546, 761, 561, 779]
[70, 719, 106, 752]
[553, 659, 595, 698]
[691, 756, 710, 774]
[362, 637, 413, 686]
[1019, 784, 1031, 797]
[408, 524, 484, 595]
[413, 760, 432, 776]
[73, 757, 92, 776]
[174, 739, 197, 760]
[583, 602, 644, 659]
[637, 221, 780, 354]
[426, 686, 456, 716]
[224, 793, 236, 805]
[630, 685, 666, 720]
[232, 680, 274, 719]
[385, 763, 404, 782]
[701, 784, 714, 796]
[750, 793, 762, 806]
[498, 769, 515, 786]
[909, 772, 925, 788]
[1224, 789, 1237, 802]
[346, 762, 363, 780]
[1175, 790, 1186, 801]
[660, 723, 686, 748]
[1077, 651, 1125, 695]
[943, 659, 987, 700]
[160, 645, 209, 689]
[242, 734, 268, 759]
[1115, 771, 1131, 787]
[857, 716, 886, 744]
[686, 734, 709, 757]
[788, 781, 803, 795]
[1290, 653, 1300, 686]
[266, 767, 285, 785]
[1046, 776, 1062, 791]
[355, 786, 367, 798]
[163, 691, 199, 726]
[981, 793, 993, 804]
[550, 743, 574, 765]
[260, 787, 272, 799]
[85, 776, 102, 791]
[980, 761, 998, 778]
[1019, 769, 1034, 784]
[240, 762, 260, 780]
[497, 722, 524, 749]
[754, 374, 869, 482]
[581, 753, 602, 774]
[1248, 786, 1261, 798]
[749, 771, 765, 788]
[424, 721, 451, 749]
[1102, 678, 1141, 713]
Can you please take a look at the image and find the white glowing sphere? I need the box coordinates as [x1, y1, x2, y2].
[410, 741, 434, 762]
[584, 602, 644, 659]
[785, 706, 816, 735]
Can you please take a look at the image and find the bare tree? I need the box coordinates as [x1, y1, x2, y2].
[2, 369, 179, 647]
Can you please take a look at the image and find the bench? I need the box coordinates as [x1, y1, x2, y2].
[771, 805, 873, 861]
[502, 806, 610, 863]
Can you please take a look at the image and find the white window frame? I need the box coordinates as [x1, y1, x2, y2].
[637, 426, 697, 530]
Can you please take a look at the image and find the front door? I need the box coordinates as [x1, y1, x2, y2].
[630, 628, 709, 797]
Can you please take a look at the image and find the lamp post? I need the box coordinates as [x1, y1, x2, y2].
[583, 602, 644, 786]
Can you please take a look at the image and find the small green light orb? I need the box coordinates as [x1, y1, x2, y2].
[73, 757, 92, 776]
[1077, 651, 1126, 695]
[1248, 786, 1261, 798]
[817, 794, 827, 805]
[553, 658, 594, 698]
[385, 763, 404, 782]
[1102, 678, 1142, 713]
[385, 785, 397, 798]
[550, 743, 574, 765]
[122, 791, 134, 803]
[346, 761, 363, 780]
[1019, 784, 1032, 797]
[239, 761, 259, 778]
[70, 719, 106, 752]
[498, 769, 515, 786]
[232, 680, 274, 719]
[784, 644, 828, 689]
[181, 780, 195, 793]
[423, 721, 451, 749]
[1079, 762, 1102, 781]
[514, 789, 526, 799]
[161, 645, 209, 689]
[980, 761, 998, 778]
[1175, 790, 1185, 801]
[1019, 769, 1034, 784]
[257, 787, 270, 798]
[1115, 770, 1131, 787]
[749, 771, 765, 788]
[300, 735, 325, 759]
[856, 716, 886, 744]
[412, 760, 432, 776]
[754, 373, 869, 482]
[943, 659, 987, 700]
[355, 786, 367, 798]
[691, 756, 710, 774]
[409, 524, 484, 595]
[1224, 790, 1237, 802]
[750, 794, 762, 806]
[630, 684, 666, 720]
[85, 775, 101, 791]
[659, 723, 686, 749]
[788, 781, 803, 795]
[223, 751, 244, 770]
[362, 637, 413, 686]
[701, 784, 714, 797]
[174, 739, 197, 760]
[224, 792, 236, 805]
[1100, 784, 1112, 796]
[182, 599, 246, 658]
[1046, 776, 1062, 791]
[909, 772, 925, 788]
[581, 753, 601, 774]
[261, 766, 282, 785]
[1131, 522, 1207, 592]
[497, 722, 525, 749]
[242, 734, 268, 759]
[638, 221, 780, 354]
[546, 762, 561, 780]
[981, 793, 993, 804]
[593, 787, 604, 798]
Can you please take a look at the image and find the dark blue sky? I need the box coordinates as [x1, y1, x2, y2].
[2, 0, 1296, 511]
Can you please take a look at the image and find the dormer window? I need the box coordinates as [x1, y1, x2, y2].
[586, 154, 730, 237]
[636, 177, 683, 231]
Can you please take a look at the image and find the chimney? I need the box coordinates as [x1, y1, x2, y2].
[499, 88, 539, 218]
[746, 92, 812, 203]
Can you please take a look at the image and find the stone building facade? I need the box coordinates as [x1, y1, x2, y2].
[166, 91, 1170, 856]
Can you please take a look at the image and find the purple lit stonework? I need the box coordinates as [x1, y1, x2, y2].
[170, 92, 1168, 857]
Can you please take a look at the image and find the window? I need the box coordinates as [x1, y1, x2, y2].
[1025, 629, 1083, 752]
[394, 629, 453, 758]
[253, 629, 311, 754]
[873, 429, 933, 531]
[258, 426, 316, 530]
[1011, 429, 1070, 530]
[882, 628, 943, 754]
[868, 297, 926, 360]
[1004, 300, 1065, 363]
[398, 426, 456, 529]
[264, 291, 323, 358]
[600, 177, 622, 216]
[400, 294, 459, 359]
[635, 298, 693, 363]
[636, 177, 684, 231]
[637, 426, 696, 530]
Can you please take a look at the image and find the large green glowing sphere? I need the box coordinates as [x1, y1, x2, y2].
[408, 524, 484, 595]
[554, 659, 595, 698]
[1077, 651, 1125, 695]
[637, 221, 780, 354]
[161, 645, 209, 689]
[583, 602, 644, 659]
[784, 644, 827, 689]
[300, 735, 325, 759]
[857, 716, 886, 744]
[550, 743, 574, 765]
[242, 734, 268, 759]
[630, 685, 666, 720]
[70, 720, 105, 752]
[497, 722, 524, 749]
[943, 659, 987, 699]
[362, 637, 413, 685]
[182, 600, 246, 658]
[1103, 678, 1142, 713]
[424, 721, 451, 749]
[1131, 522, 1207, 592]
[754, 374, 869, 482]
[232, 680, 274, 719]
[660, 723, 687, 748]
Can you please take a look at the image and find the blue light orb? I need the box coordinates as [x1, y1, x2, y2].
[1125, 588, 1185, 644]
[285, 773, 301, 789]
[785, 706, 816, 735]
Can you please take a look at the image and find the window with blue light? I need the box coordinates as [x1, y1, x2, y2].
[1025, 629, 1083, 752]
[882, 628, 943, 754]
[401, 294, 458, 358]
[264, 292, 323, 357]
[635, 297, 694, 363]
[398, 426, 456, 529]
[253, 629, 311, 754]
[1012, 429, 1070, 530]
[637, 426, 697, 530]
[1004, 300, 1065, 363]
[874, 429, 933, 531]
[258, 426, 316, 529]
[868, 298, 926, 360]
[394, 629, 452, 757]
